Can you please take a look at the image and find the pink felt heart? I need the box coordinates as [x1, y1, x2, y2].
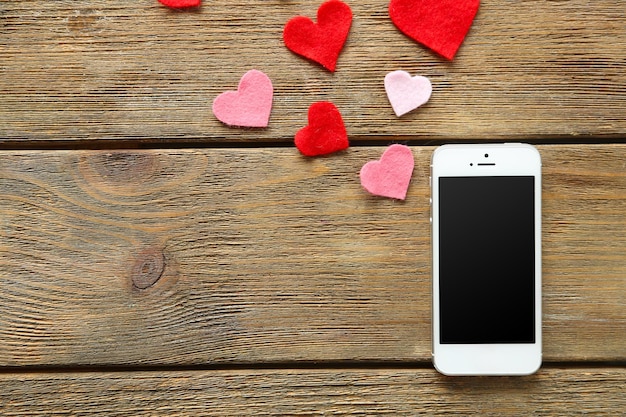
[212, 70, 273, 128]
[384, 70, 432, 117]
[389, 0, 480, 60]
[360, 144, 414, 200]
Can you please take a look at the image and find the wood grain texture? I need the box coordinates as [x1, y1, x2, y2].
[1, 0, 625, 143]
[0, 368, 624, 415]
[1, 145, 624, 367]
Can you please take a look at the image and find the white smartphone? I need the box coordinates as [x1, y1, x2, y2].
[431, 143, 542, 376]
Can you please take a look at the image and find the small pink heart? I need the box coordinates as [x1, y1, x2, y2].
[360, 144, 414, 200]
[212, 70, 273, 128]
[384, 70, 432, 117]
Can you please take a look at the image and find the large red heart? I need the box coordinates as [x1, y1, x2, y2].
[295, 102, 349, 156]
[389, 0, 480, 60]
[283, 0, 353, 72]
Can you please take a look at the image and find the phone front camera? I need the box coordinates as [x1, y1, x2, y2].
[484, 153, 489, 158]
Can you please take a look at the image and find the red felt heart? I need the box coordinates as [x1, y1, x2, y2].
[283, 0, 353, 72]
[295, 102, 349, 156]
[389, 0, 480, 60]
[157, 0, 201, 8]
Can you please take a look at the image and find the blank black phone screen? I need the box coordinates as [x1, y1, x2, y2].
[439, 176, 536, 344]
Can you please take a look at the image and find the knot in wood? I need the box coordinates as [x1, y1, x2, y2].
[68, 12, 98, 33]
[131, 248, 165, 290]
[89, 152, 156, 183]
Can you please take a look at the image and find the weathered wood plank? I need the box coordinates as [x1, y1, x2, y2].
[1, 0, 625, 143]
[1, 145, 625, 366]
[0, 368, 624, 415]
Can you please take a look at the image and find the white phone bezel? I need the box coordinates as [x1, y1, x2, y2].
[431, 143, 542, 376]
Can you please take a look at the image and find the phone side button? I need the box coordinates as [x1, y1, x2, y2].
[429, 195, 432, 223]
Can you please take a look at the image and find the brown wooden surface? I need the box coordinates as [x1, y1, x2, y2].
[1, 368, 624, 416]
[1, 0, 625, 415]
[1, 0, 625, 144]
[1, 145, 624, 368]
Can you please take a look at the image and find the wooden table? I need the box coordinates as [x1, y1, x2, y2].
[1, 0, 624, 414]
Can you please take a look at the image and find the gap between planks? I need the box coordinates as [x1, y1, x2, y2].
[2, 136, 626, 151]
[0, 360, 625, 376]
